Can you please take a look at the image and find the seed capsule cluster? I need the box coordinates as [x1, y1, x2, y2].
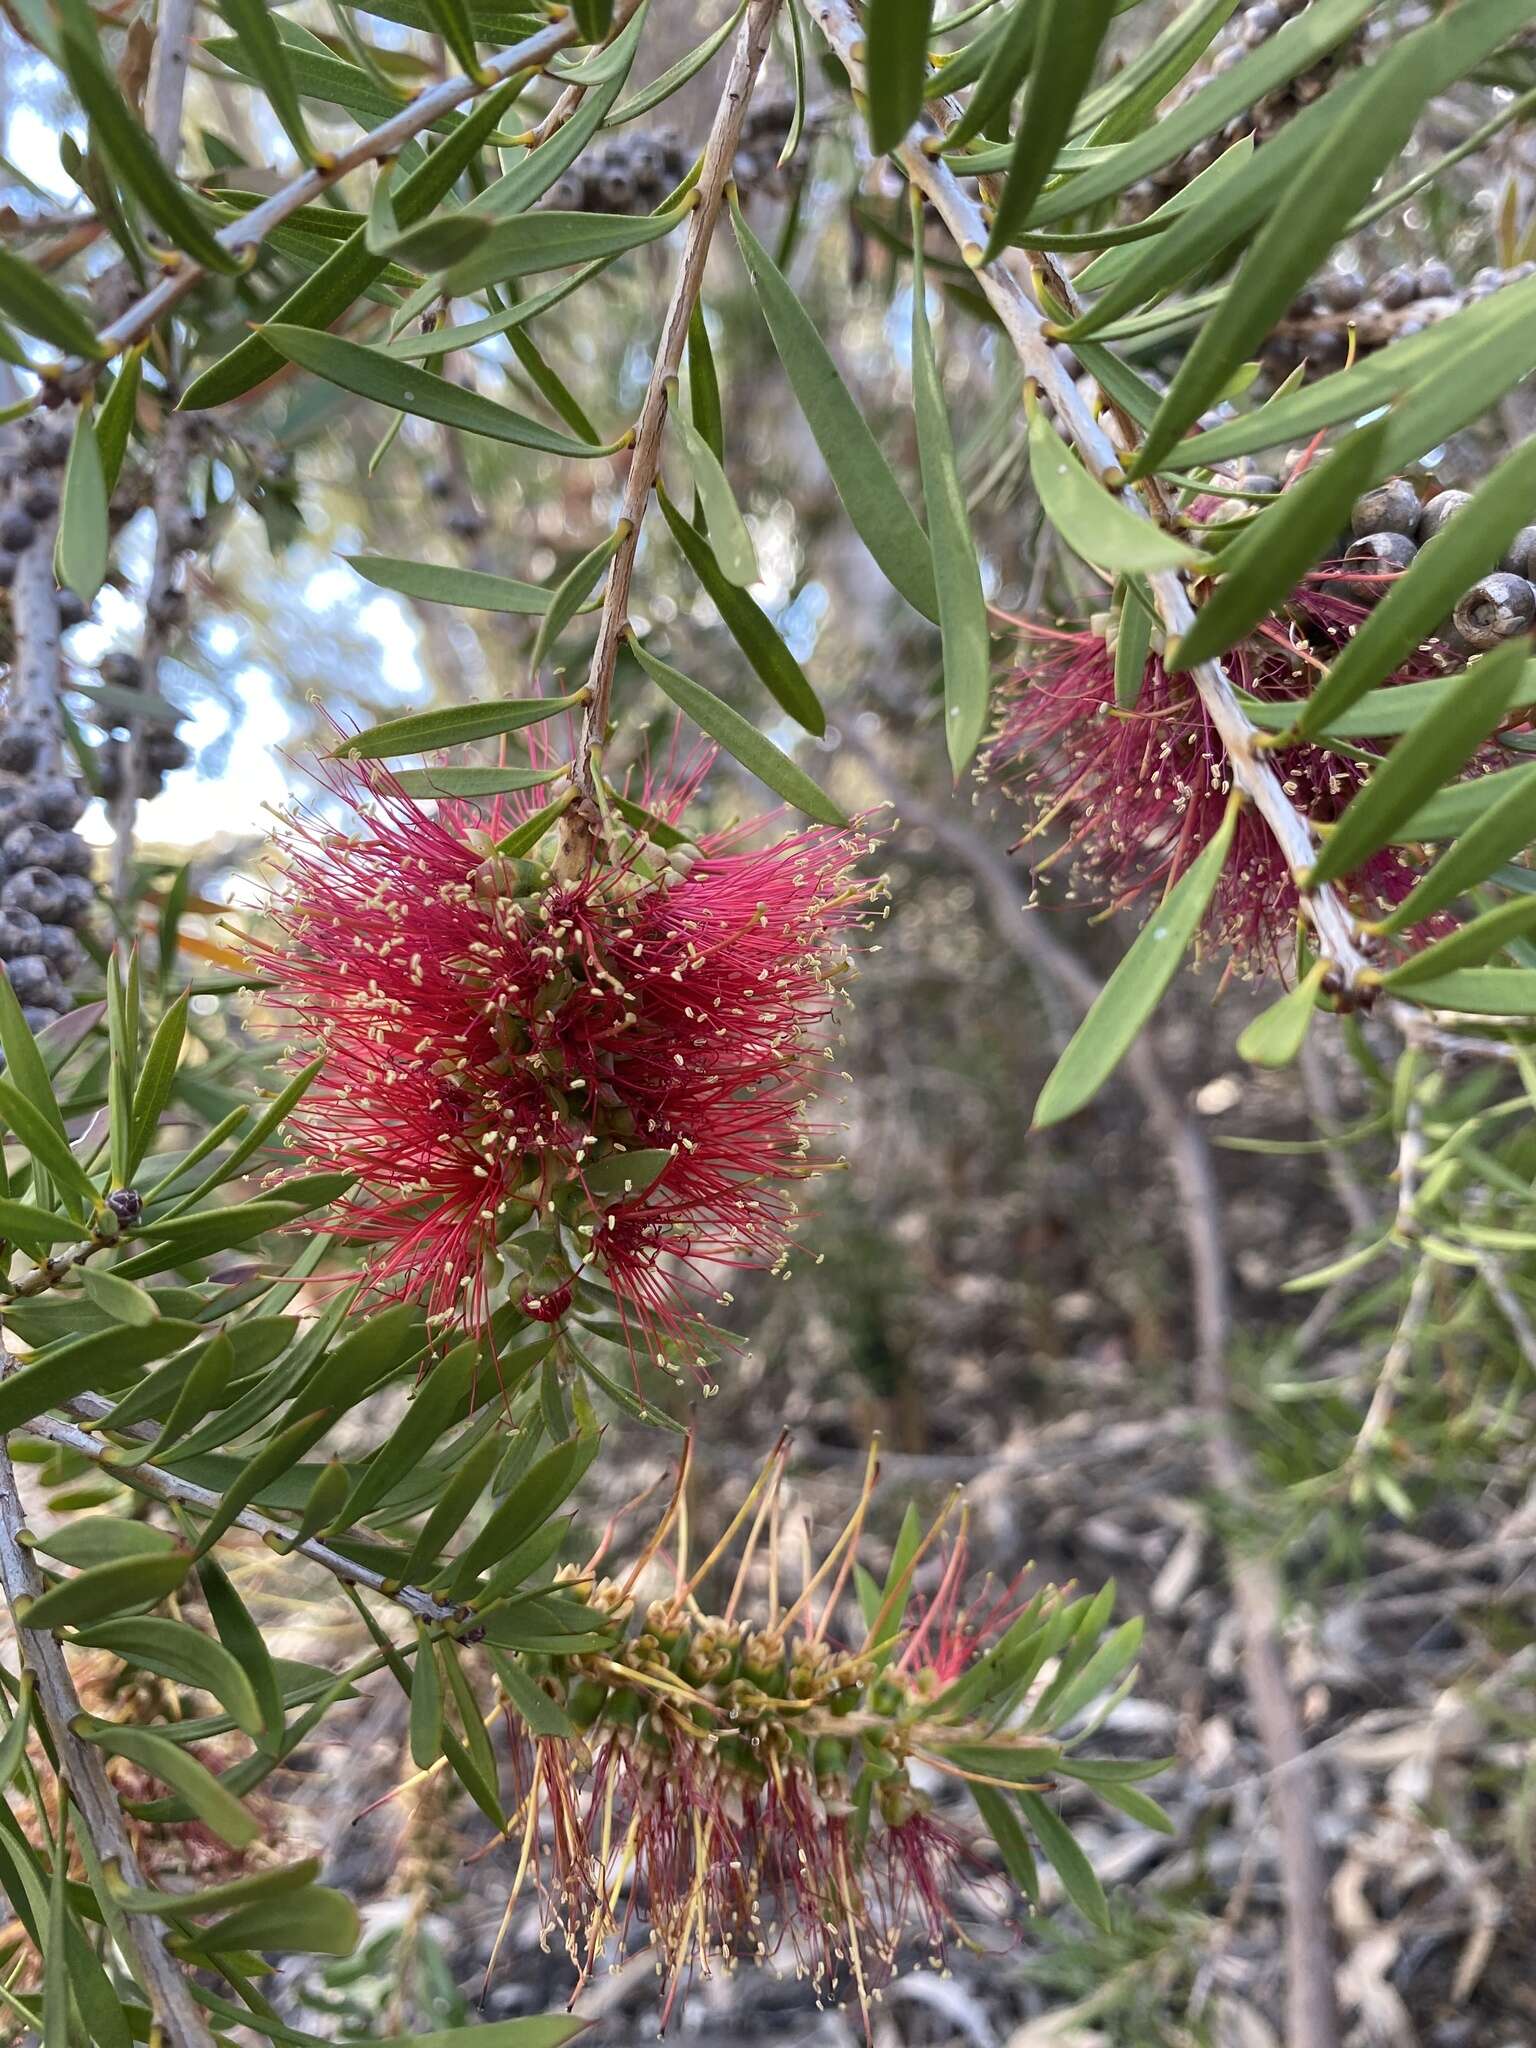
[1120, 0, 1362, 221]
[1263, 260, 1532, 379]
[1345, 475, 1536, 651]
[0, 737, 93, 1037]
[542, 97, 798, 216]
[0, 416, 91, 625]
[93, 650, 191, 802]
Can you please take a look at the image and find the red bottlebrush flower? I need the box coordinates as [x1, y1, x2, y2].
[250, 757, 875, 1375]
[988, 561, 1487, 970]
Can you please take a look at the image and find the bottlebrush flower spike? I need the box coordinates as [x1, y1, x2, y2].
[480, 1441, 1149, 2033]
[251, 754, 878, 1378]
[988, 558, 1476, 970]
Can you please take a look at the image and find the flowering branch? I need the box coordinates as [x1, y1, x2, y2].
[803, 0, 1374, 998]
[573, 0, 782, 807]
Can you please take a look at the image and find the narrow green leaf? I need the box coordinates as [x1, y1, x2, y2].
[446, 1432, 598, 1596]
[0, 247, 105, 358]
[44, 1799, 70, 2047]
[686, 300, 724, 464]
[110, 1857, 321, 1917]
[0, 1076, 100, 1217]
[95, 347, 142, 493]
[58, 24, 236, 273]
[110, 1333, 238, 1467]
[1376, 773, 1536, 938]
[1385, 898, 1536, 989]
[197, 1554, 286, 1748]
[731, 196, 938, 621]
[983, 0, 1118, 258]
[0, 955, 72, 1143]
[1306, 640, 1529, 889]
[490, 1646, 575, 1737]
[409, 1625, 444, 1768]
[1016, 1790, 1111, 1931]
[1167, 418, 1388, 675]
[1396, 761, 1536, 844]
[672, 409, 756, 586]
[332, 689, 582, 761]
[1113, 579, 1154, 711]
[128, 990, 188, 1177]
[69, 1617, 263, 1740]
[1386, 967, 1536, 1015]
[216, 0, 318, 161]
[971, 1781, 1040, 1904]
[261, 326, 609, 460]
[0, 1199, 82, 1246]
[433, 204, 687, 295]
[53, 408, 107, 606]
[345, 554, 551, 615]
[1297, 435, 1536, 739]
[1236, 959, 1328, 1068]
[78, 1265, 158, 1328]
[1029, 411, 1204, 575]
[0, 1674, 34, 1789]
[942, 2, 1042, 152]
[422, 0, 485, 80]
[362, 2022, 586, 2048]
[1034, 804, 1238, 1127]
[397, 1430, 503, 1585]
[627, 634, 843, 825]
[191, 1409, 335, 1557]
[912, 223, 991, 774]
[656, 486, 823, 732]
[865, 0, 934, 153]
[22, 1550, 189, 1632]
[79, 1721, 258, 1848]
[189, 1885, 360, 1957]
[529, 528, 625, 676]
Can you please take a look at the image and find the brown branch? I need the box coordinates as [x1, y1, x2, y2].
[574, 0, 782, 803]
[0, 1443, 215, 2046]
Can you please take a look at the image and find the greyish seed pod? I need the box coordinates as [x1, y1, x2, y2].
[1452, 573, 1536, 650]
[1499, 524, 1536, 581]
[1418, 489, 1474, 541]
[1350, 477, 1420, 538]
[1344, 531, 1417, 597]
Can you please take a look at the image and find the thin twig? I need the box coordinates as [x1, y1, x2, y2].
[1351, 1255, 1436, 1463]
[1476, 1251, 1536, 1373]
[803, 0, 1373, 1000]
[25, 1401, 463, 1625]
[574, 0, 782, 803]
[0, 1443, 215, 2046]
